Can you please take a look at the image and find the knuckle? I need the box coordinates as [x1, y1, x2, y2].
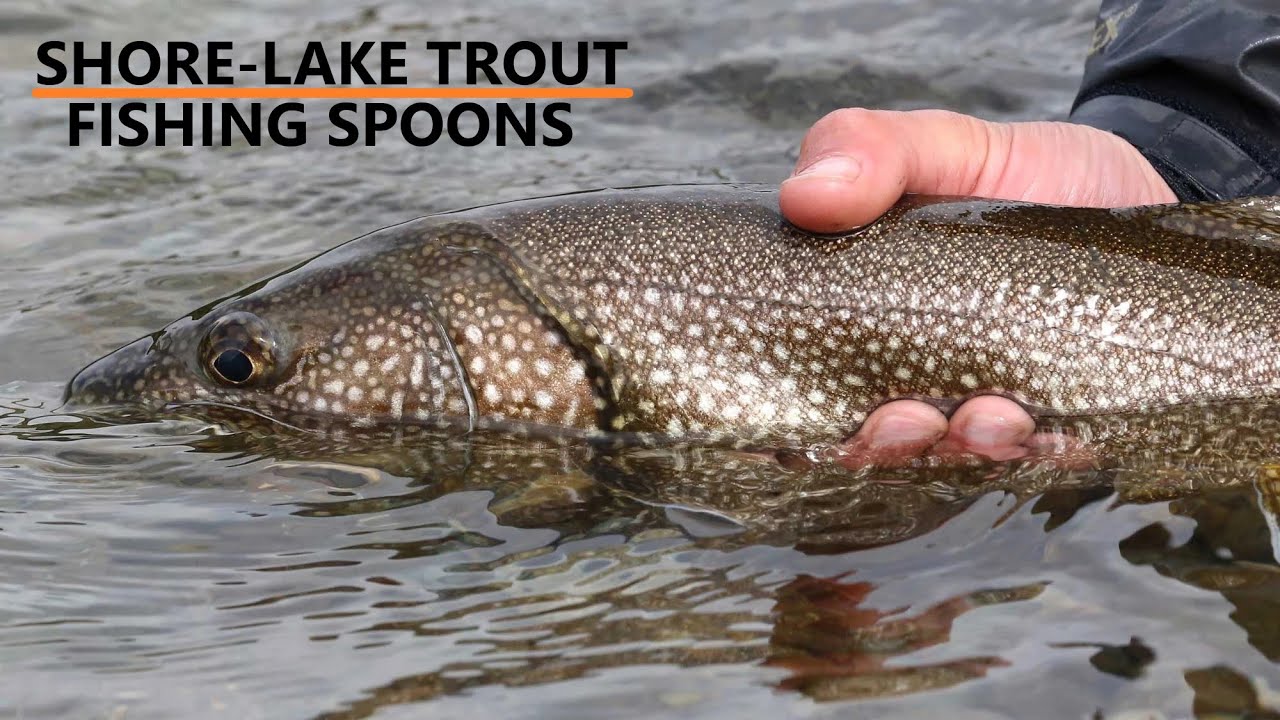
[814, 107, 876, 133]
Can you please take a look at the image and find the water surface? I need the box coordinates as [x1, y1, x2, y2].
[3, 1, 1279, 718]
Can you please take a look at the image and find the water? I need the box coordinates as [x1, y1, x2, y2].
[3, 0, 1279, 717]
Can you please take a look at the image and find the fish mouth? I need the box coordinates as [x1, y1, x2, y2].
[64, 293, 483, 434]
[166, 398, 318, 435]
[63, 336, 159, 410]
[65, 340, 322, 434]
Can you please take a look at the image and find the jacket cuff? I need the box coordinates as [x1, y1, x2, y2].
[1070, 94, 1280, 202]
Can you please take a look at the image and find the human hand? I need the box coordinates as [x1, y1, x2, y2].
[781, 109, 1177, 465]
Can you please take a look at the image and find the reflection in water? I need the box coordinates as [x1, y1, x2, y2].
[1186, 665, 1280, 718]
[2, 390, 1279, 718]
[1052, 636, 1156, 680]
[1117, 487, 1280, 716]
[768, 576, 1043, 701]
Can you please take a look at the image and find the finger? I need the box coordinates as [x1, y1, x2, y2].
[829, 399, 947, 468]
[780, 108, 1000, 232]
[1024, 431, 1096, 469]
[948, 396, 1036, 453]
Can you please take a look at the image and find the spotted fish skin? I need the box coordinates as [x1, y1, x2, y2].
[66, 184, 1280, 452]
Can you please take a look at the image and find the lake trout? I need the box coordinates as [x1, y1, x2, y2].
[63, 184, 1280, 468]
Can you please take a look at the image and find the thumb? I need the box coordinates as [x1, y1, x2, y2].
[779, 108, 1177, 233]
[779, 108, 997, 232]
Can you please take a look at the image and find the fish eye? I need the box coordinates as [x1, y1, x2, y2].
[199, 311, 277, 388]
[212, 347, 256, 385]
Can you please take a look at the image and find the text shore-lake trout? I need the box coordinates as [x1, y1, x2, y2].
[65, 184, 1280, 467]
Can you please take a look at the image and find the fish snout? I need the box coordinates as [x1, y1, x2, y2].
[64, 337, 158, 408]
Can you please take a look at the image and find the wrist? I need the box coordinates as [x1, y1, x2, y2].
[1071, 93, 1280, 201]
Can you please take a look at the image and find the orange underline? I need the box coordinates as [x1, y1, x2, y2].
[32, 86, 633, 100]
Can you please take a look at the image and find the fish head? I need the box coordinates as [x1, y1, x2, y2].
[65, 226, 478, 431]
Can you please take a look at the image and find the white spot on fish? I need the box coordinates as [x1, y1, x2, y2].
[409, 355, 425, 387]
[484, 384, 501, 403]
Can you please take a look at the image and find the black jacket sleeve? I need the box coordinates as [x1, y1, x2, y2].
[1068, 1, 1280, 201]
